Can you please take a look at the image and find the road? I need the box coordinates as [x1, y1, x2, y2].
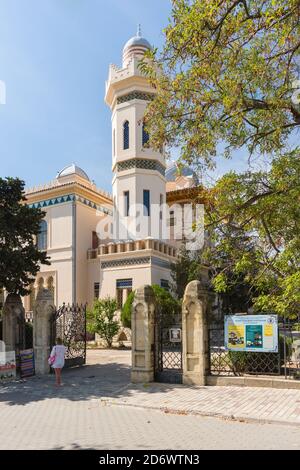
[0, 349, 300, 450]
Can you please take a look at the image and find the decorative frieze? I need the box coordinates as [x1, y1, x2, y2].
[100, 255, 171, 270]
[117, 91, 154, 104]
[116, 159, 165, 176]
[28, 193, 112, 216]
[101, 257, 151, 269]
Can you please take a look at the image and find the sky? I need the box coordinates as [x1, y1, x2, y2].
[0, 0, 251, 192]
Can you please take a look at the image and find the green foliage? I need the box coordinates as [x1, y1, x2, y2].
[203, 151, 300, 317]
[0, 177, 50, 296]
[121, 291, 135, 328]
[138, 0, 300, 317]
[279, 334, 293, 362]
[87, 297, 119, 348]
[171, 245, 205, 299]
[151, 284, 181, 318]
[121, 285, 180, 328]
[140, 0, 300, 169]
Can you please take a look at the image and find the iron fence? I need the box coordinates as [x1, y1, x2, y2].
[51, 303, 87, 368]
[209, 321, 300, 379]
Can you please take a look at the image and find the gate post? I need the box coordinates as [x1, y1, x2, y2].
[131, 285, 156, 383]
[182, 280, 210, 386]
[2, 294, 25, 353]
[33, 288, 55, 374]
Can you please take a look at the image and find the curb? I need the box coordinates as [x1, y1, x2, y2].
[100, 398, 300, 428]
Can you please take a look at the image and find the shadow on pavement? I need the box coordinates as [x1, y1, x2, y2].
[0, 349, 205, 407]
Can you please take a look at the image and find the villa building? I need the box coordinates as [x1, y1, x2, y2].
[22, 28, 200, 313]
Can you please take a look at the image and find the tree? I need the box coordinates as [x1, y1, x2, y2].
[140, 0, 300, 169]
[172, 245, 251, 313]
[203, 150, 300, 317]
[0, 177, 50, 296]
[171, 245, 205, 298]
[139, 1, 300, 317]
[121, 285, 180, 328]
[88, 297, 119, 348]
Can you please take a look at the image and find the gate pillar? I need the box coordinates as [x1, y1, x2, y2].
[182, 280, 210, 386]
[131, 285, 156, 383]
[2, 294, 25, 353]
[33, 288, 55, 374]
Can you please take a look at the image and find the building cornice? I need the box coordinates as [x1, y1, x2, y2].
[25, 180, 112, 209]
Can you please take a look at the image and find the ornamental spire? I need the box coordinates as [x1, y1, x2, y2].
[137, 24, 142, 37]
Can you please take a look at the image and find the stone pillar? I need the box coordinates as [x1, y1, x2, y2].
[33, 288, 55, 374]
[131, 285, 156, 383]
[182, 280, 211, 386]
[2, 294, 25, 353]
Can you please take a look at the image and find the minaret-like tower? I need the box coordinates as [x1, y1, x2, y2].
[99, 27, 176, 303]
[105, 26, 166, 241]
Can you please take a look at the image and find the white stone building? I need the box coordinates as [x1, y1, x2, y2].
[22, 29, 200, 313]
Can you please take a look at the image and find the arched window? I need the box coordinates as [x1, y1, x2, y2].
[37, 277, 44, 292]
[37, 220, 47, 250]
[123, 120, 129, 150]
[47, 276, 55, 300]
[142, 122, 149, 146]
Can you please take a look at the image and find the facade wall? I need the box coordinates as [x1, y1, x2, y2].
[35, 202, 74, 307]
[99, 263, 152, 299]
[87, 260, 101, 306]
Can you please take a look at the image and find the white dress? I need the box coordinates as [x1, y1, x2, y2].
[50, 345, 66, 369]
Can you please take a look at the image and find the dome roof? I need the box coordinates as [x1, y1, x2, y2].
[165, 162, 199, 185]
[122, 25, 151, 67]
[56, 163, 90, 181]
[123, 35, 151, 52]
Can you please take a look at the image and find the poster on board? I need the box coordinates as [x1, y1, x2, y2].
[224, 315, 278, 352]
[0, 350, 17, 379]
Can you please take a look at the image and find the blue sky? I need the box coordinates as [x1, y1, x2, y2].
[0, 0, 251, 192]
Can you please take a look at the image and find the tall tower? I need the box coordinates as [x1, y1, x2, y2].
[100, 27, 176, 304]
[105, 26, 166, 241]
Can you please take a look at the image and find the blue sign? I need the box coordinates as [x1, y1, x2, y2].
[224, 315, 278, 353]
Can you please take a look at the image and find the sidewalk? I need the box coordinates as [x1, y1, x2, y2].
[101, 381, 300, 426]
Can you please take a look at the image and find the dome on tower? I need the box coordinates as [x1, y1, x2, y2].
[166, 162, 199, 185]
[122, 25, 151, 67]
[56, 163, 90, 181]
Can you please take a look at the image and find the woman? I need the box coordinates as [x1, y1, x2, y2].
[49, 337, 66, 386]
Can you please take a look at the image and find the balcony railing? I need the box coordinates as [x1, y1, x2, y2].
[87, 238, 177, 260]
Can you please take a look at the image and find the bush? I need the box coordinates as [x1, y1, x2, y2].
[279, 334, 293, 362]
[87, 297, 119, 348]
[121, 285, 180, 328]
[121, 291, 135, 328]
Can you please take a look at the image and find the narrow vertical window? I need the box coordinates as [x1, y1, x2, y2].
[123, 120, 129, 149]
[92, 231, 99, 249]
[143, 190, 150, 216]
[142, 122, 149, 146]
[113, 128, 115, 156]
[94, 282, 100, 299]
[37, 220, 47, 250]
[124, 191, 130, 217]
[160, 194, 163, 220]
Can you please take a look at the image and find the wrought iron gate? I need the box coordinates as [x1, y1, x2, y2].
[51, 303, 87, 368]
[154, 308, 182, 383]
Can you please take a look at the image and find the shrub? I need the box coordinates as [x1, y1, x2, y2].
[121, 291, 135, 328]
[87, 297, 119, 348]
[121, 285, 180, 328]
